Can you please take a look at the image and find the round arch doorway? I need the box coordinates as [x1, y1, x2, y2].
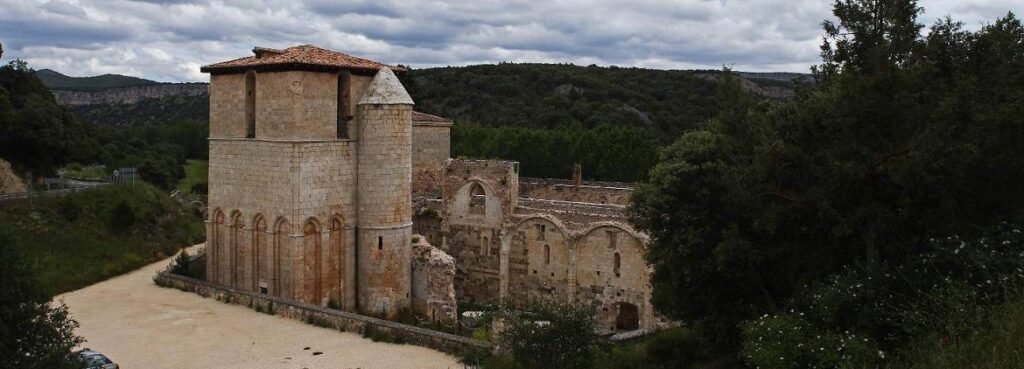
[614, 302, 640, 331]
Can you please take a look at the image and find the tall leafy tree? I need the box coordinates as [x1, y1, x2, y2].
[0, 229, 85, 369]
[631, 0, 1024, 349]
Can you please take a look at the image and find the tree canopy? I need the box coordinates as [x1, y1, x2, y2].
[630, 0, 1024, 350]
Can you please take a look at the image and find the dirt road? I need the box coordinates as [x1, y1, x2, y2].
[58, 245, 462, 369]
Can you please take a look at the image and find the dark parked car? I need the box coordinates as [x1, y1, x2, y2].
[79, 350, 118, 369]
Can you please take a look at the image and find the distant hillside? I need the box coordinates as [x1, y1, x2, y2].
[35, 69, 161, 91]
[36, 69, 207, 126]
[41, 64, 807, 133]
[406, 64, 806, 139]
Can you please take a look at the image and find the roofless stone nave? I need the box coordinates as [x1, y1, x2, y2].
[200, 45, 669, 333]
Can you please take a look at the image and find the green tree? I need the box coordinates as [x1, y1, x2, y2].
[631, 1, 1024, 350]
[496, 302, 597, 369]
[0, 229, 85, 369]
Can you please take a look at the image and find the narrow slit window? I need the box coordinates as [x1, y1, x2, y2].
[378, 236, 383, 250]
[544, 244, 550, 265]
[337, 71, 351, 138]
[245, 71, 256, 138]
[614, 252, 621, 277]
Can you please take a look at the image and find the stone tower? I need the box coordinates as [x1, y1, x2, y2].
[356, 68, 414, 316]
[199, 45, 415, 316]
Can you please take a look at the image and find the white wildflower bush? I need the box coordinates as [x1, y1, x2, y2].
[740, 222, 1024, 368]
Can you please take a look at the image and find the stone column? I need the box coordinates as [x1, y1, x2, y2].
[498, 229, 511, 304]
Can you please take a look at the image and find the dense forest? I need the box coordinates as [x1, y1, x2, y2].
[0, 62, 206, 189]
[408, 64, 804, 181]
[34, 63, 803, 183]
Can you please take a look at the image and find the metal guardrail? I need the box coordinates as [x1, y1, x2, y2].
[0, 182, 109, 202]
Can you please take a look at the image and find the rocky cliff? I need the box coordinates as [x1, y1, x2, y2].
[53, 83, 208, 106]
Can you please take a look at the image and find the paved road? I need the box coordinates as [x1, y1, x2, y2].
[58, 245, 462, 369]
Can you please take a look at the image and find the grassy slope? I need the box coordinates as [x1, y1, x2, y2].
[176, 159, 208, 194]
[0, 183, 203, 294]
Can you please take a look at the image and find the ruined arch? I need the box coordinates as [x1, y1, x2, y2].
[510, 215, 571, 306]
[451, 180, 502, 225]
[273, 216, 291, 298]
[574, 221, 649, 248]
[302, 217, 324, 305]
[252, 214, 268, 293]
[209, 209, 225, 285]
[574, 222, 649, 331]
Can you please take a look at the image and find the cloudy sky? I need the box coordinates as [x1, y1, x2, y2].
[0, 0, 1018, 82]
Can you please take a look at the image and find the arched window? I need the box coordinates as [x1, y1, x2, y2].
[245, 71, 256, 138]
[253, 214, 267, 293]
[303, 220, 322, 304]
[544, 244, 551, 265]
[614, 252, 621, 277]
[469, 183, 486, 215]
[337, 71, 351, 138]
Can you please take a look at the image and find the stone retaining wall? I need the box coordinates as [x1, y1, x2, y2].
[153, 271, 489, 356]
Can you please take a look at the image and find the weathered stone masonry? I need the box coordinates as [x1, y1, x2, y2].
[202, 45, 666, 335]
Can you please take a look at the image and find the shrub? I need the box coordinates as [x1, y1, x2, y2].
[169, 250, 191, 276]
[497, 301, 597, 369]
[739, 223, 1024, 368]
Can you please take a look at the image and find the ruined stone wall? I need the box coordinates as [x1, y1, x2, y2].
[515, 198, 627, 225]
[518, 177, 633, 205]
[444, 224, 502, 302]
[412, 122, 451, 182]
[411, 237, 457, 324]
[508, 217, 572, 306]
[441, 159, 519, 303]
[574, 224, 653, 332]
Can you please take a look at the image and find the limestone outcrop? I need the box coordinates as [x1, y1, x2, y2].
[0, 158, 26, 194]
[52, 83, 208, 106]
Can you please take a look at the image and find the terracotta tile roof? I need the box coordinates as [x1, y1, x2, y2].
[412, 111, 453, 123]
[200, 45, 405, 75]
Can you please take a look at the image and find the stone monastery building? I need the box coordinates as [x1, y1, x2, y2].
[200, 45, 665, 333]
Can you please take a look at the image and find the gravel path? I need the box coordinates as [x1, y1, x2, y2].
[58, 245, 462, 369]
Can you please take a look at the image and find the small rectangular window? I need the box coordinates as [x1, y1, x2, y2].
[378, 236, 383, 250]
[537, 224, 546, 240]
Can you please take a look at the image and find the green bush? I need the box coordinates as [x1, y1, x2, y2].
[496, 302, 597, 369]
[592, 328, 706, 369]
[739, 223, 1024, 369]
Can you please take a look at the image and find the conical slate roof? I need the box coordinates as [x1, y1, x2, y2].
[358, 68, 414, 105]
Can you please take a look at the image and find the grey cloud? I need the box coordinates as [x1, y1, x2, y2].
[0, 0, 1017, 82]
